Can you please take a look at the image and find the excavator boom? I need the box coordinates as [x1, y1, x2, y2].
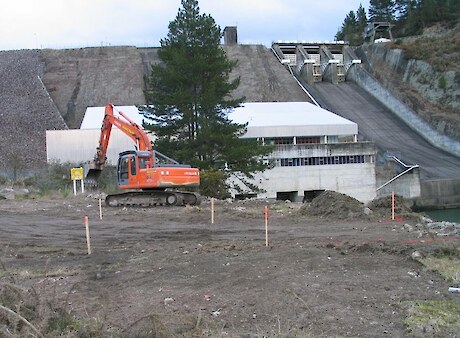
[94, 104, 152, 168]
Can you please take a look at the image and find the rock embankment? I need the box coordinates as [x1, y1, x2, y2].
[357, 27, 460, 141]
[0, 50, 67, 177]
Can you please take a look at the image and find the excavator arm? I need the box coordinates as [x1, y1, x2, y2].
[94, 103, 152, 169]
[85, 104, 153, 182]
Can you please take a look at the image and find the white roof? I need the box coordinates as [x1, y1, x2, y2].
[80, 105, 144, 129]
[80, 102, 358, 138]
[230, 102, 357, 138]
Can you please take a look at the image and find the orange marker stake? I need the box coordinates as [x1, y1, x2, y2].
[211, 197, 215, 224]
[84, 215, 91, 255]
[391, 192, 395, 221]
[264, 206, 269, 247]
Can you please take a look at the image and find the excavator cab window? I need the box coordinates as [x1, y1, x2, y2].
[130, 156, 137, 176]
[119, 156, 129, 180]
[139, 156, 149, 169]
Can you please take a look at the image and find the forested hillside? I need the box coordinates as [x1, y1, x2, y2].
[336, 0, 459, 140]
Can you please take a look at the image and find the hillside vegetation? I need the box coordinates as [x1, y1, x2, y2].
[337, 1, 459, 140]
[359, 23, 460, 141]
[390, 24, 460, 75]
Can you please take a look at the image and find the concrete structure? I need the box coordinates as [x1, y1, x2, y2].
[363, 22, 394, 43]
[272, 41, 361, 85]
[346, 60, 460, 158]
[229, 102, 376, 203]
[46, 106, 153, 165]
[46, 129, 150, 165]
[46, 102, 377, 203]
[223, 26, 238, 45]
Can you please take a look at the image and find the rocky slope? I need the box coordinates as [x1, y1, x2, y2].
[0, 50, 67, 176]
[356, 25, 460, 141]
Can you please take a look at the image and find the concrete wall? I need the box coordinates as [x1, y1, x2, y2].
[415, 179, 460, 209]
[251, 163, 376, 203]
[347, 65, 460, 157]
[272, 142, 375, 158]
[376, 167, 421, 200]
[46, 129, 151, 165]
[231, 142, 377, 203]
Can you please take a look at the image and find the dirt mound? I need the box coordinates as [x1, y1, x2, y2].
[299, 191, 417, 221]
[299, 190, 366, 220]
[368, 194, 413, 214]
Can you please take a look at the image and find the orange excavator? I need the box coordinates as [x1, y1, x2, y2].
[86, 104, 201, 206]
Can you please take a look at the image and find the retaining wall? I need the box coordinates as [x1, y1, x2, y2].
[346, 65, 460, 157]
[414, 179, 460, 209]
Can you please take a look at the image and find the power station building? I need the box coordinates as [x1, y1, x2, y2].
[229, 102, 376, 202]
[46, 102, 376, 202]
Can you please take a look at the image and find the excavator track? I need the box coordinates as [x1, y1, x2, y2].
[105, 190, 201, 207]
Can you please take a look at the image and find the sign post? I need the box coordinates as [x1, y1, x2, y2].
[70, 167, 84, 195]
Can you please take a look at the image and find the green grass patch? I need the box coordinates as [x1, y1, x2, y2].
[420, 257, 460, 283]
[405, 300, 460, 335]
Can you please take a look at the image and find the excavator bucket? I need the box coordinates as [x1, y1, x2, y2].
[84, 162, 103, 187]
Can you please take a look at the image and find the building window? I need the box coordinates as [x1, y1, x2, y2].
[272, 137, 294, 145]
[278, 155, 367, 167]
[296, 137, 320, 144]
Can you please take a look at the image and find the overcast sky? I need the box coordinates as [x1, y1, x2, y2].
[0, 0, 370, 51]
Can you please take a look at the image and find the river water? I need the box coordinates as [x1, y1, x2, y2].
[424, 208, 460, 223]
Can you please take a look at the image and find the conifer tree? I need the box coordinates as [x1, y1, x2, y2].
[335, 5, 367, 45]
[357, 4, 368, 33]
[142, 0, 271, 197]
[369, 0, 395, 21]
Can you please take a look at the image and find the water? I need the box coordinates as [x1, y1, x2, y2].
[424, 208, 460, 223]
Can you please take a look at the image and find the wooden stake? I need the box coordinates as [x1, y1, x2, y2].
[391, 192, 395, 221]
[211, 198, 215, 224]
[264, 206, 269, 247]
[84, 215, 91, 255]
[99, 198, 103, 220]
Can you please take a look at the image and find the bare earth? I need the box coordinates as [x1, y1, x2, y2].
[0, 196, 458, 337]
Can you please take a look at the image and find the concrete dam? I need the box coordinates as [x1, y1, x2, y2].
[272, 41, 460, 208]
[0, 43, 458, 208]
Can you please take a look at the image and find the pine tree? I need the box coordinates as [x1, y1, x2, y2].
[369, 0, 395, 21]
[357, 4, 368, 32]
[394, 0, 412, 21]
[142, 0, 271, 197]
[335, 5, 367, 45]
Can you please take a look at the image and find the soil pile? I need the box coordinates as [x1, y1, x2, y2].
[299, 190, 366, 220]
[300, 191, 417, 221]
[367, 195, 412, 215]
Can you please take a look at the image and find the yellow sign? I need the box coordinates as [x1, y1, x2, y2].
[71, 167, 84, 180]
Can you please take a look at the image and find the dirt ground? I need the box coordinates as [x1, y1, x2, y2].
[0, 194, 459, 337]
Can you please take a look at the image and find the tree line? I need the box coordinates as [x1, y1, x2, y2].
[335, 0, 460, 45]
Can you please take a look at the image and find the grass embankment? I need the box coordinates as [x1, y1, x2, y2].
[405, 245, 460, 335]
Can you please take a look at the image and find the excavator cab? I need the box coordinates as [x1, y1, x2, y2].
[116, 150, 200, 191]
